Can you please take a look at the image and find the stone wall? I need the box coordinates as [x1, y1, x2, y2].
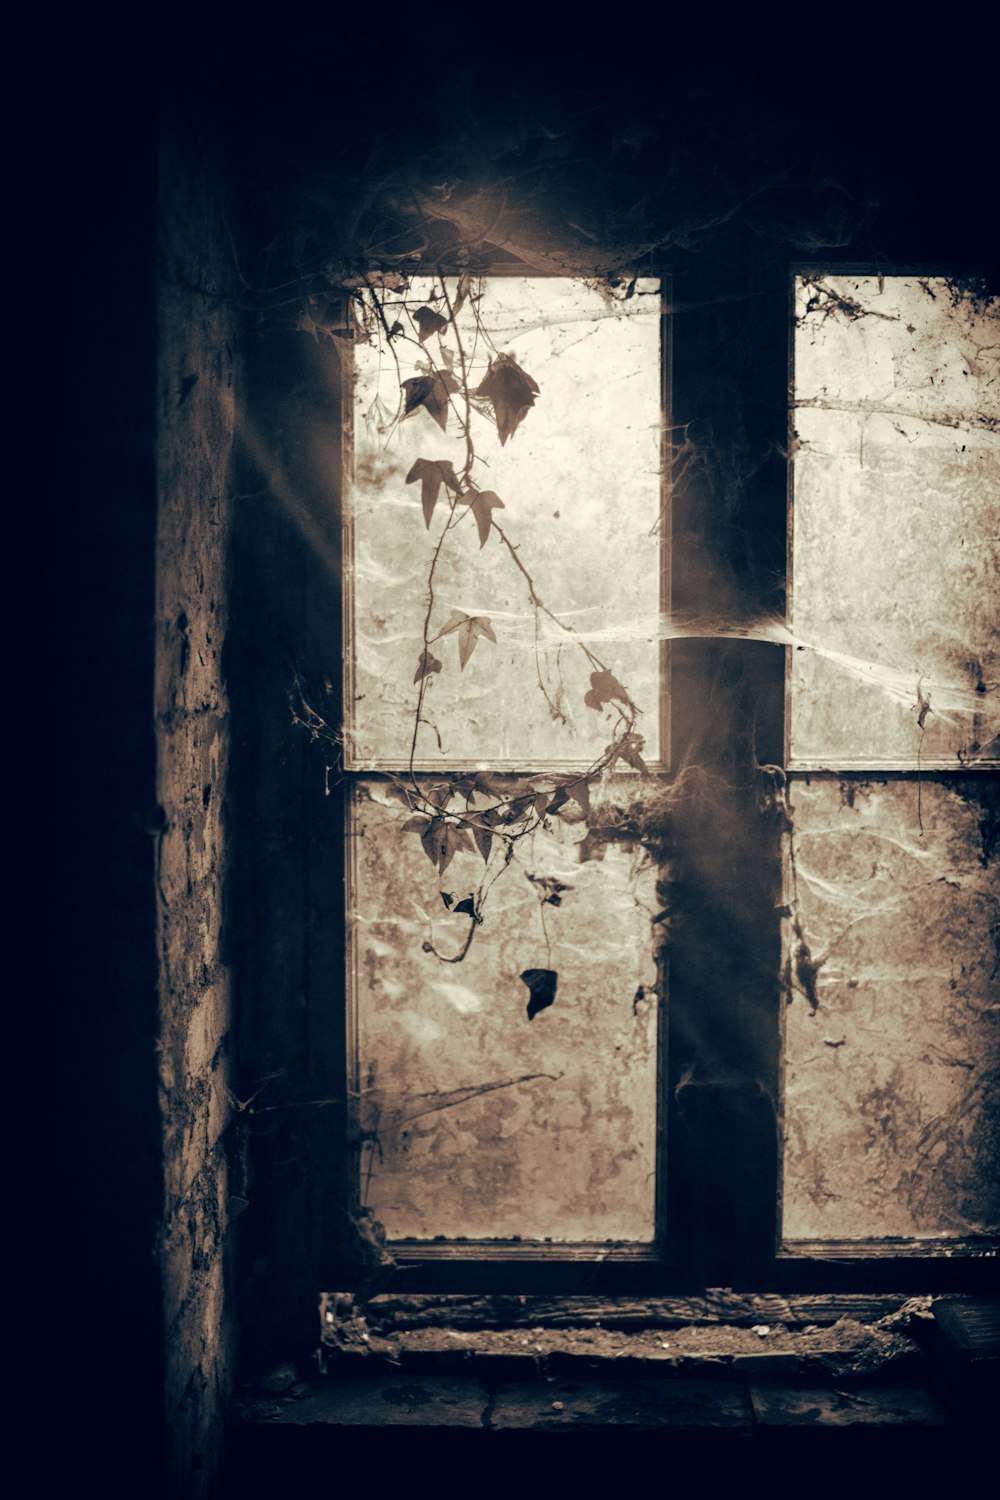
[155, 100, 241, 1499]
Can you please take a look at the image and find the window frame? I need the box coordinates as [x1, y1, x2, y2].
[236, 254, 997, 1329]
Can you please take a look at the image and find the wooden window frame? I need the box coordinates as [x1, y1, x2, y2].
[232, 255, 996, 1361]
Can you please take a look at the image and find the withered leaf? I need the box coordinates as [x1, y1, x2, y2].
[401, 370, 460, 431]
[565, 777, 594, 815]
[405, 458, 461, 528]
[616, 733, 648, 772]
[383, 782, 417, 809]
[413, 305, 449, 343]
[437, 609, 497, 670]
[545, 785, 571, 816]
[584, 668, 632, 712]
[413, 649, 443, 684]
[521, 967, 558, 1021]
[401, 815, 432, 857]
[453, 895, 478, 919]
[419, 817, 447, 870]
[471, 817, 494, 864]
[474, 771, 512, 799]
[475, 354, 540, 445]
[458, 487, 505, 548]
[416, 817, 476, 874]
[452, 271, 472, 316]
[440, 891, 455, 908]
[388, 320, 404, 341]
[440, 823, 476, 873]
[504, 791, 537, 823]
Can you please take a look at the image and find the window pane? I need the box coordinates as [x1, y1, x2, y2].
[781, 778, 999, 1244]
[348, 780, 660, 1242]
[789, 275, 999, 768]
[346, 277, 664, 769]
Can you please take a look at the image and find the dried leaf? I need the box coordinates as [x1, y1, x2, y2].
[616, 732, 648, 772]
[401, 370, 460, 431]
[440, 823, 475, 873]
[420, 817, 447, 870]
[453, 895, 478, 919]
[584, 668, 632, 712]
[458, 488, 505, 548]
[405, 458, 461, 528]
[452, 272, 473, 316]
[383, 782, 417, 810]
[401, 813, 430, 833]
[388, 320, 404, 340]
[565, 777, 593, 815]
[521, 967, 558, 1021]
[413, 649, 443, 683]
[436, 610, 497, 669]
[413, 305, 449, 343]
[440, 891, 455, 908]
[475, 354, 540, 445]
[471, 818, 493, 863]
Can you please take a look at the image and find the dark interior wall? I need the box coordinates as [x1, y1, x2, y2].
[53, 43, 165, 1500]
[53, 23, 996, 1500]
[155, 98, 242, 1498]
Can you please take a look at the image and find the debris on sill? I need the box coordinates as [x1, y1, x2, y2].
[316, 1298, 923, 1381]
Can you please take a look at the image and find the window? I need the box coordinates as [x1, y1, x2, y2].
[780, 271, 999, 1254]
[287, 264, 998, 1296]
[343, 274, 668, 1253]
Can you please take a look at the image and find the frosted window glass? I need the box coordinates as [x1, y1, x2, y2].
[349, 781, 660, 1242]
[346, 277, 664, 769]
[781, 778, 999, 1243]
[790, 275, 999, 769]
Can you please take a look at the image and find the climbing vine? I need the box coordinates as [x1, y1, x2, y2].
[294, 267, 656, 966]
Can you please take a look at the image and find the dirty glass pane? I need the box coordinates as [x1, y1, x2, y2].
[348, 780, 660, 1242]
[781, 778, 1000, 1243]
[790, 275, 1000, 769]
[346, 277, 664, 769]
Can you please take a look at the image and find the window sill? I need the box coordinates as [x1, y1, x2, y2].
[231, 1296, 995, 1486]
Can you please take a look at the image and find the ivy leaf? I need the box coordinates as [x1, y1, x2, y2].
[470, 815, 495, 864]
[452, 272, 473, 316]
[383, 782, 417, 810]
[459, 616, 496, 669]
[440, 891, 455, 908]
[527, 873, 572, 907]
[413, 816, 476, 873]
[565, 777, 594, 815]
[453, 895, 478, 919]
[405, 458, 461, 528]
[413, 305, 449, 343]
[521, 967, 558, 1021]
[504, 791, 537, 823]
[401, 370, 460, 431]
[584, 668, 632, 712]
[437, 610, 497, 669]
[419, 817, 448, 870]
[458, 488, 505, 548]
[440, 823, 476, 873]
[388, 320, 404, 341]
[413, 649, 443, 684]
[616, 733, 648, 772]
[475, 355, 540, 445]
